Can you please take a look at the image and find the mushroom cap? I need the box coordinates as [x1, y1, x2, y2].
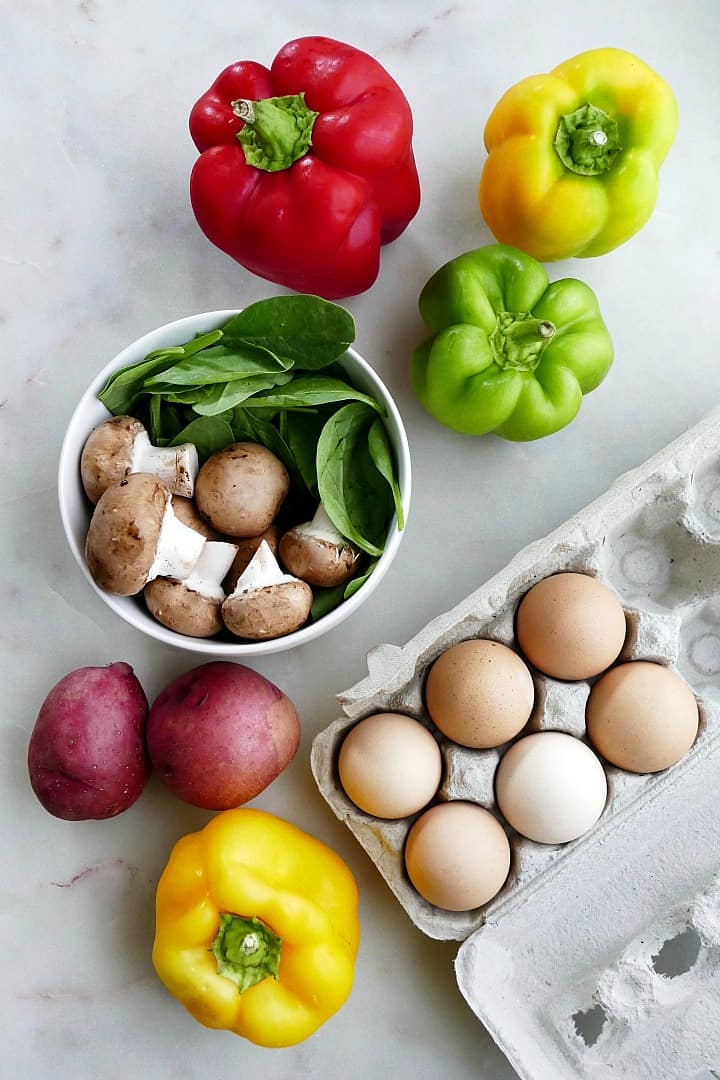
[222, 580, 313, 640]
[85, 473, 169, 596]
[171, 495, 219, 540]
[144, 578, 222, 638]
[195, 442, 290, 538]
[80, 416, 144, 504]
[224, 526, 280, 593]
[279, 528, 359, 587]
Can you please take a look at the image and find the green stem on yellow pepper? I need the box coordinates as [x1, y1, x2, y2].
[554, 104, 622, 176]
[211, 913, 282, 993]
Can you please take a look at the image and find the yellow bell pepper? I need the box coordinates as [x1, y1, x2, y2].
[152, 808, 360, 1047]
[479, 48, 678, 260]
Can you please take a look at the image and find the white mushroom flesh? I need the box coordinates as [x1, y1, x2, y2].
[293, 503, 349, 546]
[131, 430, 199, 498]
[229, 540, 302, 596]
[182, 542, 238, 601]
[148, 501, 206, 583]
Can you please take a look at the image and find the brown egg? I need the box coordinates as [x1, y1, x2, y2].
[516, 573, 627, 680]
[425, 639, 534, 748]
[338, 713, 442, 819]
[404, 801, 510, 911]
[586, 661, 699, 773]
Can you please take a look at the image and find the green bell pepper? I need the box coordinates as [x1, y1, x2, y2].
[411, 244, 613, 441]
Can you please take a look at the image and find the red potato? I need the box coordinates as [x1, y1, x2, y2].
[28, 663, 150, 820]
[147, 661, 300, 810]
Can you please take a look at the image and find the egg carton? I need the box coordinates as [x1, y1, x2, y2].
[311, 407, 720, 1079]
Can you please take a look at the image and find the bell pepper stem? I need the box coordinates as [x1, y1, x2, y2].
[232, 93, 319, 173]
[211, 913, 282, 993]
[490, 312, 556, 372]
[554, 104, 622, 176]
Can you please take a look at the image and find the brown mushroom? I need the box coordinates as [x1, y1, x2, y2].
[279, 504, 359, 587]
[221, 541, 312, 640]
[85, 473, 206, 596]
[144, 541, 238, 638]
[80, 416, 199, 504]
[195, 443, 289, 538]
[171, 495, 219, 540]
[223, 525, 280, 593]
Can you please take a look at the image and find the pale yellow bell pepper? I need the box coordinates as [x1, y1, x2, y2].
[479, 48, 678, 260]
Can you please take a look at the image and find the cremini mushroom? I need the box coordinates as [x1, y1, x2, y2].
[144, 541, 238, 638]
[171, 495, 219, 540]
[222, 540, 312, 640]
[195, 442, 290, 537]
[224, 525, 280, 593]
[279, 504, 359, 587]
[80, 416, 199, 504]
[85, 473, 206, 597]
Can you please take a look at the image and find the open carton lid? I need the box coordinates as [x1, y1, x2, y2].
[455, 719, 720, 1079]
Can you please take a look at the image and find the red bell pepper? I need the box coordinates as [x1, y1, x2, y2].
[189, 37, 421, 299]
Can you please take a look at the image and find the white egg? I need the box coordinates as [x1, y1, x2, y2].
[495, 732, 607, 844]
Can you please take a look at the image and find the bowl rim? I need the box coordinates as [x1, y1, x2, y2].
[58, 309, 412, 656]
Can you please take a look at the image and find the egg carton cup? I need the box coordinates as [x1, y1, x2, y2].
[312, 408, 720, 1079]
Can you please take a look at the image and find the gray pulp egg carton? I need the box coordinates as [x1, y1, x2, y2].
[311, 407, 720, 1080]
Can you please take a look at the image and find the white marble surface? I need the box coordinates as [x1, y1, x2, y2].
[3, 2, 719, 1077]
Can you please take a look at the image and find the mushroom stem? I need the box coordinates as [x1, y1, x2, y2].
[298, 503, 349, 545]
[221, 541, 313, 640]
[183, 542, 238, 600]
[230, 540, 300, 595]
[144, 539, 239, 638]
[131, 430, 198, 498]
[149, 502, 207, 583]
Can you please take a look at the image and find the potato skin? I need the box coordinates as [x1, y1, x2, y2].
[147, 661, 300, 810]
[27, 663, 150, 820]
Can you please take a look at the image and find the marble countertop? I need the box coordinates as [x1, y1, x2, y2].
[4, 1, 720, 1077]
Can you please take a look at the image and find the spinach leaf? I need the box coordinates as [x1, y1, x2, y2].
[169, 416, 235, 461]
[149, 393, 163, 444]
[153, 402, 185, 446]
[143, 343, 290, 388]
[310, 557, 380, 621]
[247, 375, 383, 413]
[344, 558, 379, 599]
[310, 583, 347, 621]
[98, 329, 224, 414]
[222, 295, 355, 370]
[316, 403, 392, 557]
[148, 328, 223, 360]
[192, 372, 294, 416]
[367, 419, 405, 530]
[99, 353, 184, 414]
[285, 412, 324, 496]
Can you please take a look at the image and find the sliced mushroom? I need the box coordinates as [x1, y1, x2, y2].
[224, 525, 279, 593]
[85, 473, 206, 596]
[144, 541, 238, 638]
[80, 416, 199, 504]
[195, 442, 289, 537]
[279, 504, 360, 587]
[222, 541, 312, 640]
[171, 495, 219, 540]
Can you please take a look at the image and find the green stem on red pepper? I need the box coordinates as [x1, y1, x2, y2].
[232, 93, 319, 172]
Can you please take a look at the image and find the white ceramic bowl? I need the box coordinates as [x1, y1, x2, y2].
[58, 310, 411, 656]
